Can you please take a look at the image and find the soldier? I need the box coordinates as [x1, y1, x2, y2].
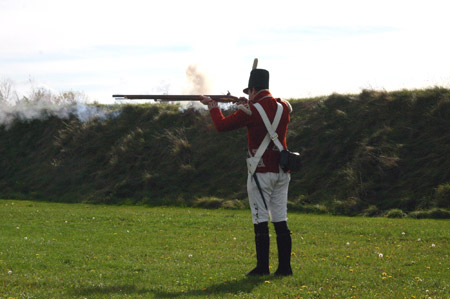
[200, 67, 293, 276]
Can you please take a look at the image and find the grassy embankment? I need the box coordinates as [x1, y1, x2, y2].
[1, 88, 450, 216]
[1, 199, 449, 298]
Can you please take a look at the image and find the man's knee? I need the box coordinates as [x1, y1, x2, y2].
[254, 221, 269, 236]
[273, 221, 290, 237]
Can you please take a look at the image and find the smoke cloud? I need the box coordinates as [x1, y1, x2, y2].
[178, 64, 212, 111]
[184, 64, 211, 95]
[0, 81, 119, 129]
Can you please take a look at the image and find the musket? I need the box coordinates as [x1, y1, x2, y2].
[112, 93, 239, 103]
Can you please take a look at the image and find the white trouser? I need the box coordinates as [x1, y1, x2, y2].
[247, 170, 291, 224]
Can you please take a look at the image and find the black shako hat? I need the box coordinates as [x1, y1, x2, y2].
[243, 69, 269, 94]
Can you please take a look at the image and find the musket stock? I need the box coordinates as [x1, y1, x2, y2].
[112, 94, 239, 103]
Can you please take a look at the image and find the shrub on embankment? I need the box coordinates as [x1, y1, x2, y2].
[1, 87, 449, 216]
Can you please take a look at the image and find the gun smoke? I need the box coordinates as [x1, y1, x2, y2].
[1, 64, 224, 125]
[185, 64, 211, 95]
[180, 64, 214, 111]
[0, 82, 119, 130]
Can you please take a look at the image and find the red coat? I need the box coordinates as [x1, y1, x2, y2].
[209, 90, 290, 173]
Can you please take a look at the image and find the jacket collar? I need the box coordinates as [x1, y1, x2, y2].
[252, 89, 272, 103]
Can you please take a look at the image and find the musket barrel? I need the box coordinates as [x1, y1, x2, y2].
[113, 95, 202, 100]
[112, 94, 239, 102]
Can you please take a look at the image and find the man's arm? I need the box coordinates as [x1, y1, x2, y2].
[200, 96, 252, 132]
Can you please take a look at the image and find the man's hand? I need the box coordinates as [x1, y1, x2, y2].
[200, 95, 218, 110]
[200, 95, 213, 105]
[236, 97, 249, 105]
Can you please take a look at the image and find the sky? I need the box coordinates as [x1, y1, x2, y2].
[1, 0, 450, 103]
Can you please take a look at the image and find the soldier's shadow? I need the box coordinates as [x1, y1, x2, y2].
[73, 276, 267, 298]
[153, 276, 267, 298]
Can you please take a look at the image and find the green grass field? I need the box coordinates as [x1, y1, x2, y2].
[1, 199, 449, 298]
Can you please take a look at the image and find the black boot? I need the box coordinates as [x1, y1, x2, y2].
[273, 221, 293, 276]
[246, 222, 270, 276]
